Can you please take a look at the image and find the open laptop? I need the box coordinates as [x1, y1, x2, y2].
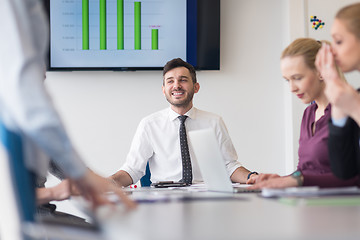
[188, 128, 261, 193]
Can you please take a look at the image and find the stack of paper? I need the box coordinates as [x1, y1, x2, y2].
[261, 186, 360, 198]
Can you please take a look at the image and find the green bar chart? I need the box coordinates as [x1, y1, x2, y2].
[51, 0, 187, 68]
[81, 0, 161, 51]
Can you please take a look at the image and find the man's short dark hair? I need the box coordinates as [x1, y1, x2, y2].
[163, 58, 197, 84]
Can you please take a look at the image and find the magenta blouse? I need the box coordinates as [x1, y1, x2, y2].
[297, 103, 360, 187]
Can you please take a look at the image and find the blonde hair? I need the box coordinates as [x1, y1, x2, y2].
[281, 38, 346, 81]
[281, 38, 323, 70]
[336, 3, 360, 39]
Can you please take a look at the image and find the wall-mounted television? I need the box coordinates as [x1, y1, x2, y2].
[45, 0, 220, 71]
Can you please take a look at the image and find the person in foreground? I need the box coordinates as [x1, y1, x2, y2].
[315, 3, 360, 181]
[0, 0, 135, 212]
[109, 58, 257, 187]
[247, 38, 359, 189]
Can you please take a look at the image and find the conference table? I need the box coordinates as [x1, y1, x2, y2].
[85, 186, 360, 240]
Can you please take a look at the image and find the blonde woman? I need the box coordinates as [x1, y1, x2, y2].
[248, 38, 359, 189]
[316, 3, 360, 181]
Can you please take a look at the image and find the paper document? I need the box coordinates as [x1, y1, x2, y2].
[261, 186, 360, 198]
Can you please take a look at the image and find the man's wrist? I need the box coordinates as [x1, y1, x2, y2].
[247, 171, 258, 180]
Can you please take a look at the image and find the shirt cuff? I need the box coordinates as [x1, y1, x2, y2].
[331, 117, 348, 127]
[120, 166, 139, 184]
[226, 160, 242, 176]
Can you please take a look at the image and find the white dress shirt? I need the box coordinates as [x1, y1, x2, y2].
[121, 107, 242, 184]
[0, 0, 87, 179]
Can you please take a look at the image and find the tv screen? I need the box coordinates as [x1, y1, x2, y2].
[46, 0, 220, 71]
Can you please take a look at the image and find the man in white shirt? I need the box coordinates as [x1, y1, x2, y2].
[0, 0, 135, 211]
[110, 58, 257, 186]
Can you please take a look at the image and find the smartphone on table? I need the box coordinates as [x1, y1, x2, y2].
[151, 181, 190, 188]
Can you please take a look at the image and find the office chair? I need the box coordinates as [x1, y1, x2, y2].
[0, 121, 36, 240]
[140, 162, 152, 187]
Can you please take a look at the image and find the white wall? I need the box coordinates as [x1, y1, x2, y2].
[45, 0, 291, 183]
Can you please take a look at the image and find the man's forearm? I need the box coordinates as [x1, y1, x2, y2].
[230, 166, 251, 184]
[109, 170, 133, 187]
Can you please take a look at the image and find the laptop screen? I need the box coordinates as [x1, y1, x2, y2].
[188, 128, 234, 193]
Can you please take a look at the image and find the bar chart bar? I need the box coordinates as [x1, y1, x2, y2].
[134, 2, 141, 50]
[100, 0, 107, 50]
[82, 0, 89, 50]
[117, 0, 124, 50]
[151, 29, 158, 50]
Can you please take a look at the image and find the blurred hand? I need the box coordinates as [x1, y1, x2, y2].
[68, 179, 80, 196]
[331, 105, 348, 121]
[247, 176, 298, 190]
[315, 43, 340, 85]
[246, 173, 280, 184]
[315, 43, 360, 120]
[50, 179, 71, 201]
[36, 179, 71, 205]
[72, 170, 137, 210]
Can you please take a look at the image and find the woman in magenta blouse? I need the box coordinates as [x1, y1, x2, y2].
[248, 38, 359, 189]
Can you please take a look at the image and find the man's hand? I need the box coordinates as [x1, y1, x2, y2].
[246, 173, 280, 184]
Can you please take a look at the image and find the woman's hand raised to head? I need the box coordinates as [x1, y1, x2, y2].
[316, 43, 360, 122]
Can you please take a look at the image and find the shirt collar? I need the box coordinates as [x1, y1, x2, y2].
[168, 107, 197, 121]
[313, 103, 331, 112]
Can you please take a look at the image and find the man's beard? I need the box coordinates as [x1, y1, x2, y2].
[165, 90, 194, 108]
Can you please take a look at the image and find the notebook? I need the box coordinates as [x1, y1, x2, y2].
[188, 128, 260, 193]
[261, 186, 360, 198]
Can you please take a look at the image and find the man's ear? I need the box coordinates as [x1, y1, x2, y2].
[194, 82, 200, 93]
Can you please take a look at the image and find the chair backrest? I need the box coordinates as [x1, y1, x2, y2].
[0, 122, 36, 240]
[140, 162, 152, 187]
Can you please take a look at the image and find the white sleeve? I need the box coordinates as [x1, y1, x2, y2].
[216, 118, 242, 176]
[120, 119, 153, 184]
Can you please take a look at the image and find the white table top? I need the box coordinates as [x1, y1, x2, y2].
[90, 188, 360, 240]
